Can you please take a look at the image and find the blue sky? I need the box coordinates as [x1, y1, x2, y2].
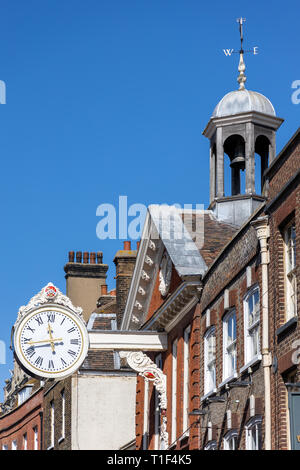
[0, 0, 299, 398]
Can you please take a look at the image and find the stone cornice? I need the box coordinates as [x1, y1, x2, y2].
[64, 262, 108, 279]
[203, 110, 284, 140]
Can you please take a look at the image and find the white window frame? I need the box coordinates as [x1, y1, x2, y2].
[223, 429, 238, 450]
[11, 440, 17, 450]
[60, 389, 65, 442]
[204, 326, 216, 395]
[182, 326, 191, 436]
[284, 222, 297, 320]
[204, 440, 217, 450]
[223, 309, 237, 381]
[154, 354, 162, 450]
[33, 426, 39, 450]
[143, 379, 150, 450]
[50, 400, 54, 449]
[171, 339, 178, 444]
[2, 444, 8, 450]
[245, 416, 262, 450]
[23, 433, 27, 450]
[18, 385, 33, 406]
[244, 286, 261, 365]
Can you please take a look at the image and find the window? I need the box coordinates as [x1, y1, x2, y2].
[204, 440, 217, 450]
[183, 326, 191, 435]
[171, 339, 178, 444]
[245, 416, 262, 450]
[23, 433, 27, 450]
[223, 430, 238, 450]
[244, 287, 260, 364]
[223, 310, 237, 380]
[33, 426, 39, 450]
[18, 386, 32, 406]
[50, 400, 54, 448]
[142, 379, 150, 450]
[154, 354, 162, 450]
[204, 327, 216, 395]
[284, 222, 297, 320]
[11, 440, 17, 450]
[2, 444, 8, 450]
[60, 389, 65, 441]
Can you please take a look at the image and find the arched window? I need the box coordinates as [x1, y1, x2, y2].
[245, 416, 262, 450]
[223, 429, 238, 450]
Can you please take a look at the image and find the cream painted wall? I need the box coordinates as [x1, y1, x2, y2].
[71, 373, 136, 450]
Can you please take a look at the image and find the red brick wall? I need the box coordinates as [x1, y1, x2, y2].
[0, 388, 43, 450]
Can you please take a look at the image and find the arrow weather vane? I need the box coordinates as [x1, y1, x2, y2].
[223, 18, 259, 90]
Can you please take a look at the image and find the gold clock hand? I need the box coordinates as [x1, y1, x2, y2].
[28, 338, 63, 345]
[48, 323, 55, 352]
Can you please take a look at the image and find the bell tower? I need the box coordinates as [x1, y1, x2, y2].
[203, 20, 284, 226]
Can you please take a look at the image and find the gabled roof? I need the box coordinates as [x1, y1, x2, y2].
[121, 205, 238, 331]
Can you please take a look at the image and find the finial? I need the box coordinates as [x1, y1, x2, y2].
[237, 18, 246, 90]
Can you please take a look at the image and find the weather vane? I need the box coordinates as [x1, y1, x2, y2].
[223, 18, 259, 90]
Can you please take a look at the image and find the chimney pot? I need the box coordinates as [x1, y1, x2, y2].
[101, 284, 108, 295]
[68, 251, 75, 262]
[83, 252, 89, 264]
[97, 252, 103, 264]
[136, 241, 140, 251]
[76, 251, 82, 263]
[90, 252, 96, 264]
[123, 241, 131, 251]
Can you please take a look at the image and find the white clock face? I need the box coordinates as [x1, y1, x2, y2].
[14, 306, 89, 379]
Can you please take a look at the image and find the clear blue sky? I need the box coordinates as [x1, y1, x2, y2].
[0, 0, 299, 399]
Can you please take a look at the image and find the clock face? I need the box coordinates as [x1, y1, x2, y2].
[14, 306, 89, 379]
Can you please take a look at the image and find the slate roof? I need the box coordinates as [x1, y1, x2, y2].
[149, 205, 238, 278]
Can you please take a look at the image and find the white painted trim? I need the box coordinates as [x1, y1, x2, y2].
[171, 339, 178, 444]
[239, 354, 262, 374]
[183, 326, 191, 435]
[88, 331, 168, 351]
[143, 379, 150, 450]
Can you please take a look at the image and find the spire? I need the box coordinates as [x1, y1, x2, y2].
[237, 18, 246, 90]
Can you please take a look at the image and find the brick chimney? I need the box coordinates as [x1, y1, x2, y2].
[64, 251, 108, 322]
[113, 241, 137, 329]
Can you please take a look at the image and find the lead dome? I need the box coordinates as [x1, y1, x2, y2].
[212, 89, 276, 118]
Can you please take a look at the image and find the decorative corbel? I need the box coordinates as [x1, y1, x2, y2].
[119, 350, 168, 448]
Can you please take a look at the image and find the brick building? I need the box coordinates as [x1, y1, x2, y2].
[265, 128, 300, 450]
[0, 376, 43, 450]
[119, 57, 299, 449]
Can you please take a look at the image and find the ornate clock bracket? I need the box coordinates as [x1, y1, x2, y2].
[119, 350, 169, 449]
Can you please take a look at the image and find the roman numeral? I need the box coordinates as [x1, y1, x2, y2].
[67, 327, 76, 334]
[61, 358, 67, 366]
[34, 356, 43, 366]
[68, 349, 76, 357]
[48, 360, 54, 369]
[35, 316, 43, 326]
[23, 337, 32, 344]
[26, 346, 35, 358]
[60, 317, 66, 325]
[70, 339, 79, 345]
[47, 313, 55, 323]
[26, 326, 35, 334]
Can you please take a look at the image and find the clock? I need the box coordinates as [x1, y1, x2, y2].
[13, 284, 89, 380]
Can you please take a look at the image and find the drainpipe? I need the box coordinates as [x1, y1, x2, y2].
[251, 216, 272, 450]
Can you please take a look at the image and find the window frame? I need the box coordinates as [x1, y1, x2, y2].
[204, 326, 216, 395]
[243, 285, 261, 365]
[284, 221, 297, 321]
[223, 429, 238, 450]
[222, 309, 237, 381]
[245, 416, 262, 450]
